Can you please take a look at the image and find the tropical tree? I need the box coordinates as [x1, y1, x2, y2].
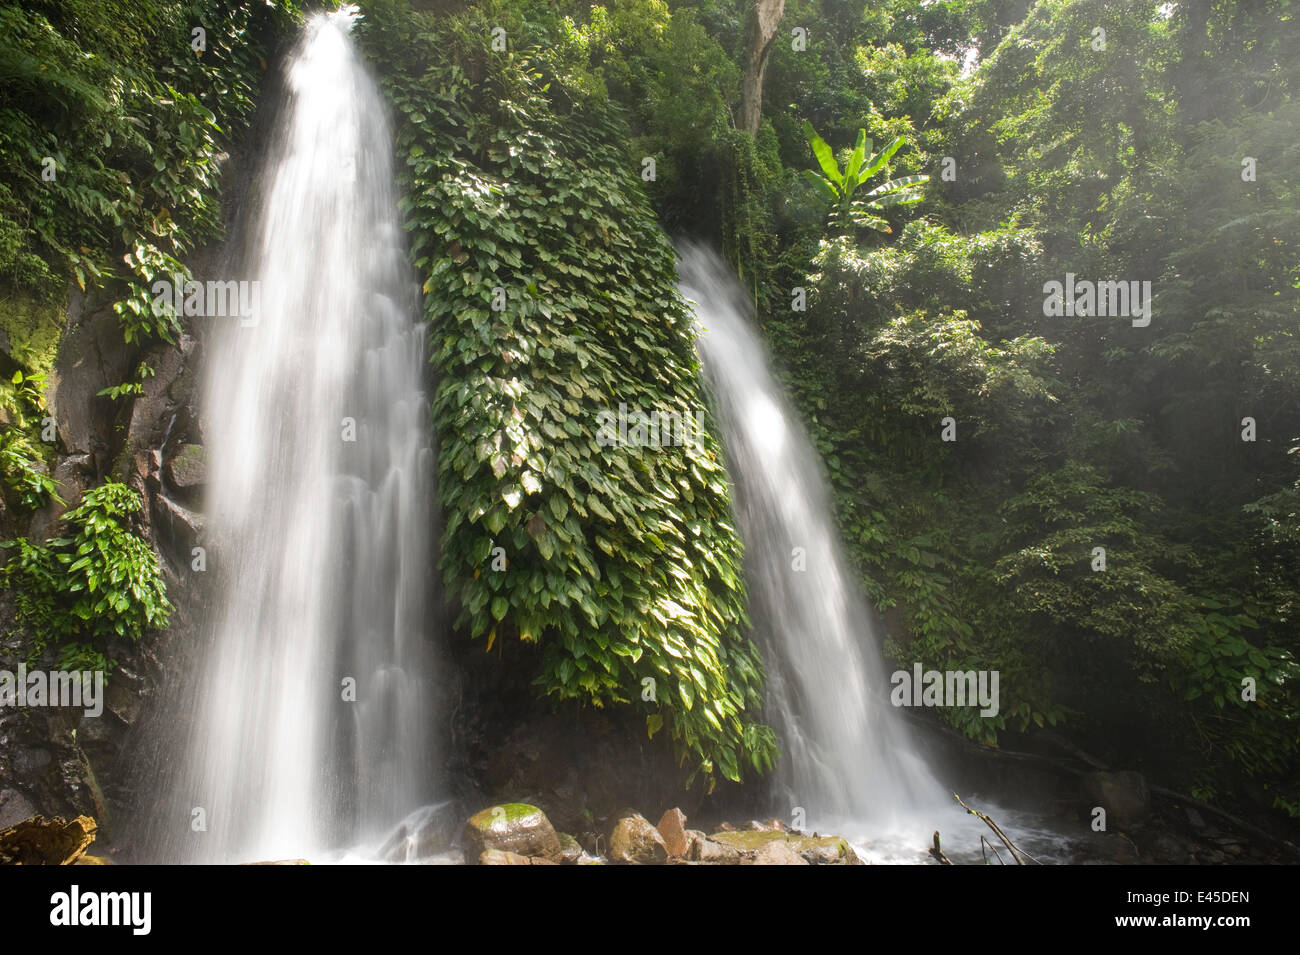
[802, 121, 927, 235]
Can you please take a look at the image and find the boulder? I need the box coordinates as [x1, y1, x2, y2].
[557, 832, 583, 864]
[166, 443, 206, 491]
[656, 807, 690, 858]
[463, 803, 562, 864]
[1083, 771, 1150, 828]
[689, 836, 751, 864]
[608, 810, 668, 864]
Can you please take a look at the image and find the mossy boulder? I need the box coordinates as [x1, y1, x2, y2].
[463, 803, 562, 864]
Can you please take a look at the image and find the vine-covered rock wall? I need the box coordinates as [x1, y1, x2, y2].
[362, 1, 777, 788]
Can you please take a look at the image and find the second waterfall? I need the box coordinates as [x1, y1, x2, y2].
[681, 243, 945, 841]
[150, 9, 436, 863]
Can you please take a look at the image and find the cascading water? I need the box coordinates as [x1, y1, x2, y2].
[150, 8, 436, 863]
[680, 243, 948, 845]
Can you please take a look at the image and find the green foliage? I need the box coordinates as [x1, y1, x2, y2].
[992, 463, 1198, 669]
[96, 360, 156, 401]
[1177, 595, 1299, 780]
[0, 0, 301, 341]
[359, 0, 776, 787]
[763, 0, 1300, 803]
[2, 482, 172, 671]
[0, 430, 58, 511]
[801, 123, 928, 234]
[0, 369, 60, 510]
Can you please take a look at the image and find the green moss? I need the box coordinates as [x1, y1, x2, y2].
[709, 830, 852, 854]
[0, 293, 63, 378]
[707, 830, 786, 850]
[467, 802, 546, 832]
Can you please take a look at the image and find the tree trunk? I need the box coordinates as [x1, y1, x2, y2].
[739, 0, 785, 137]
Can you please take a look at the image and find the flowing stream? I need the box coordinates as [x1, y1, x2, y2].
[151, 8, 436, 863]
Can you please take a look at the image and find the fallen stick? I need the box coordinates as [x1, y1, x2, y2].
[980, 834, 1006, 865]
[953, 793, 1041, 865]
[928, 830, 952, 865]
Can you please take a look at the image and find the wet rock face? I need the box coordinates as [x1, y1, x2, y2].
[0, 283, 209, 842]
[48, 293, 135, 479]
[0, 789, 37, 831]
[443, 647, 748, 838]
[463, 803, 563, 865]
[0, 641, 103, 826]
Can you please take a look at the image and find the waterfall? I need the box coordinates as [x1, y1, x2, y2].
[150, 8, 436, 863]
[680, 243, 946, 839]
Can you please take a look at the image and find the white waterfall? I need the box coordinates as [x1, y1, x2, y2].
[157, 7, 435, 863]
[681, 243, 948, 844]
